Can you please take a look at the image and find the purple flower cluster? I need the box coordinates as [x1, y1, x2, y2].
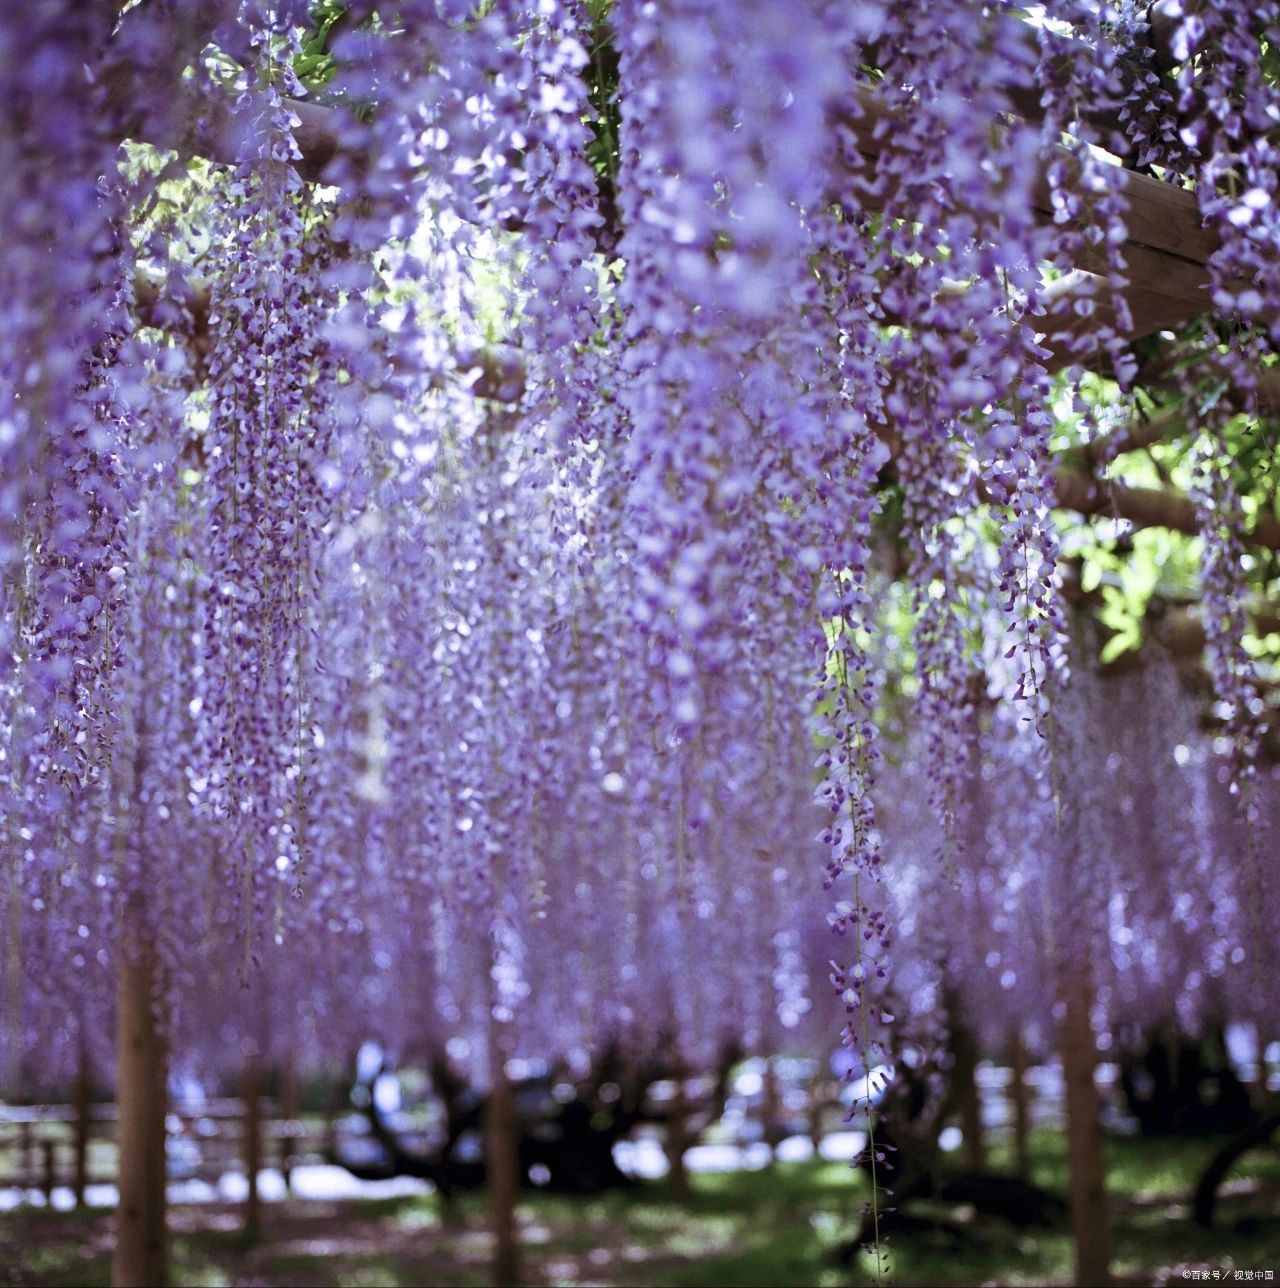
[200, 43, 346, 959]
[2, 1, 1279, 1158]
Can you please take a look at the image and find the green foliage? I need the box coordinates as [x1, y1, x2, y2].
[582, 3, 622, 236]
[296, 2, 349, 90]
[1074, 529, 1202, 663]
[3, 1136, 1279, 1286]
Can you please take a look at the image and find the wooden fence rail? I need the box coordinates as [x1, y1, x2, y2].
[0, 1100, 327, 1206]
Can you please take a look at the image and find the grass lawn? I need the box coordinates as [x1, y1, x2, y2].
[1, 1130, 1276, 1286]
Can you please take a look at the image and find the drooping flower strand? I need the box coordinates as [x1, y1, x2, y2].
[0, 3, 126, 592]
[1035, 0, 1137, 382]
[1137, 0, 1279, 808]
[509, 0, 606, 452]
[611, 0, 849, 732]
[1189, 429, 1267, 788]
[813, 590, 892, 1022]
[1182, 356, 1270, 956]
[108, 484, 217, 1022]
[1114, 3, 1190, 174]
[896, 412, 982, 854]
[805, 296, 894, 1246]
[18, 235, 139, 804]
[805, 194, 904, 1234]
[1170, 0, 1280, 355]
[859, 0, 1062, 777]
[201, 43, 343, 961]
[323, 1, 539, 410]
[0, 160, 169, 1066]
[1168, 0, 1279, 815]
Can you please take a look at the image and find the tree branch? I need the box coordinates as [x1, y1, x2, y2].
[1052, 464, 1280, 549]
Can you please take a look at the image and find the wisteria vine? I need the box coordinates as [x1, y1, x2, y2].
[0, 11, 1277, 1280]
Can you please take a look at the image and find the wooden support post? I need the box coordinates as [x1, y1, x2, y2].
[762, 1059, 784, 1165]
[20, 1120, 34, 1188]
[663, 1068, 692, 1198]
[73, 1041, 91, 1208]
[1010, 1032, 1032, 1183]
[278, 1057, 298, 1197]
[1061, 977, 1112, 1288]
[952, 1023, 986, 1173]
[243, 1054, 262, 1240]
[324, 1064, 345, 1156]
[485, 1041, 520, 1288]
[112, 931, 168, 1288]
[808, 1094, 824, 1154]
[41, 1139, 56, 1206]
[276, 1130, 293, 1197]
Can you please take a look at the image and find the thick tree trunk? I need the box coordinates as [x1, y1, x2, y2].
[1192, 1107, 1280, 1228]
[1010, 1032, 1032, 1183]
[243, 1054, 262, 1240]
[73, 1040, 91, 1208]
[112, 931, 168, 1288]
[1061, 976, 1111, 1288]
[486, 1043, 520, 1287]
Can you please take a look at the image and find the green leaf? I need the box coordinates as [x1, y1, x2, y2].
[1100, 628, 1141, 664]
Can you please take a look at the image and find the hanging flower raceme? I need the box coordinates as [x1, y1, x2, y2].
[1036, 0, 1139, 375]
[17, 252, 139, 799]
[509, 0, 607, 452]
[611, 0, 853, 727]
[1046, 0, 1280, 812]
[0, 157, 165, 1056]
[0, 2, 128, 599]
[1142, 0, 1280, 827]
[1173, 0, 1280, 351]
[1, 50, 146, 949]
[849, 0, 1066, 831]
[1186, 388, 1269, 839]
[201, 43, 344, 949]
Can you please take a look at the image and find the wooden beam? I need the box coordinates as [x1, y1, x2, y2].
[1083, 403, 1186, 467]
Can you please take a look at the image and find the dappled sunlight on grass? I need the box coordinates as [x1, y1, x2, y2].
[1, 1140, 1278, 1286]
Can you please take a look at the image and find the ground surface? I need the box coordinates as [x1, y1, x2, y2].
[2, 1133, 1277, 1286]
